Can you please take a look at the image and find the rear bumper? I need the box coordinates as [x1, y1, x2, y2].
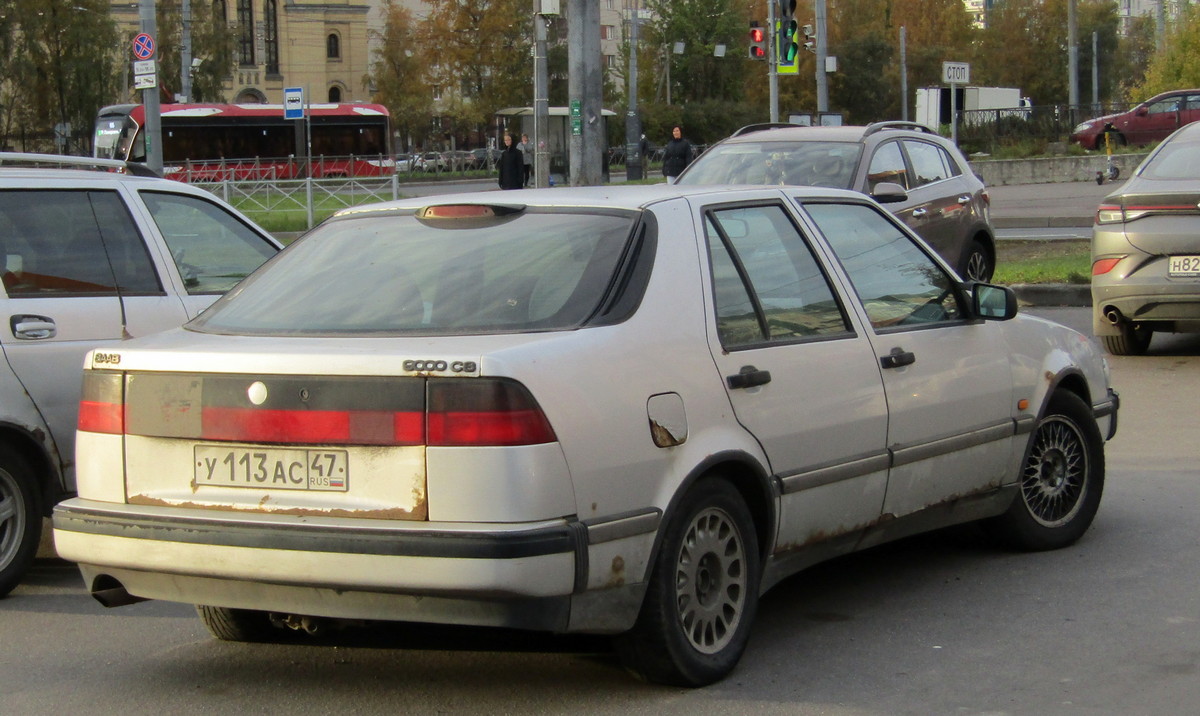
[1091, 257, 1200, 335]
[53, 498, 656, 633]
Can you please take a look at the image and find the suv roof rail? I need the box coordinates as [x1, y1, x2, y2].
[863, 121, 936, 137]
[0, 151, 160, 178]
[730, 122, 801, 137]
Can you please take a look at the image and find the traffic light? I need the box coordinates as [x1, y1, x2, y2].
[748, 24, 766, 61]
[777, 0, 799, 66]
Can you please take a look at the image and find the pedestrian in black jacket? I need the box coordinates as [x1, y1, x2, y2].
[498, 133, 524, 190]
[662, 125, 694, 183]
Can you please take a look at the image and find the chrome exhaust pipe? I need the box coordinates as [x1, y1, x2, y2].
[1103, 307, 1122, 326]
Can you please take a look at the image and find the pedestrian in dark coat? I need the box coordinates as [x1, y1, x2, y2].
[661, 125, 694, 183]
[498, 133, 524, 190]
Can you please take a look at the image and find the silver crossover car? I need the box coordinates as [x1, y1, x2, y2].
[0, 153, 281, 598]
[55, 185, 1117, 686]
[677, 122, 997, 282]
[1092, 121, 1200, 354]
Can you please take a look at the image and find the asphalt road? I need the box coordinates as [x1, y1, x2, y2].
[4, 307, 1198, 715]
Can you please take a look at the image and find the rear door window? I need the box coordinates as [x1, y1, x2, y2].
[704, 203, 849, 347]
[0, 190, 160, 296]
[902, 140, 955, 188]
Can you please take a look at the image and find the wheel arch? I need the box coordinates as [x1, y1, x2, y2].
[0, 423, 62, 517]
[652, 450, 777, 570]
[1040, 369, 1093, 418]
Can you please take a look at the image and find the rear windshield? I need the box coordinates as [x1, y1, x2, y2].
[679, 141, 862, 189]
[189, 208, 638, 336]
[1139, 137, 1200, 180]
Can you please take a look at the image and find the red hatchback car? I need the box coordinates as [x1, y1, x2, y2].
[1071, 89, 1200, 150]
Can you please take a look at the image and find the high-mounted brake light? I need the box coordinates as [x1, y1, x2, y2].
[418, 204, 525, 220]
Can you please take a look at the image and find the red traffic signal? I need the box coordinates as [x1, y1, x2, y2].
[749, 26, 767, 60]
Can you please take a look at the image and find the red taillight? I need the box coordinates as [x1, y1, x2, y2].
[427, 380, 556, 446]
[199, 407, 426, 445]
[78, 371, 125, 434]
[110, 372, 553, 448]
[1092, 257, 1123, 276]
[78, 400, 124, 434]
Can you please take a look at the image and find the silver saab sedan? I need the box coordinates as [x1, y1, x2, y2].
[54, 185, 1118, 687]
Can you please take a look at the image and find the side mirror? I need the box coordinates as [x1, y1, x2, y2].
[972, 282, 1018, 321]
[1134, 106, 1148, 117]
[871, 181, 907, 204]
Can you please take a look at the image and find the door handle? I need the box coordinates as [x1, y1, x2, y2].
[880, 347, 915, 369]
[11, 314, 56, 340]
[911, 207, 928, 219]
[727, 365, 772, 390]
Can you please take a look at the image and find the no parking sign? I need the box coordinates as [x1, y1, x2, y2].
[132, 33, 155, 60]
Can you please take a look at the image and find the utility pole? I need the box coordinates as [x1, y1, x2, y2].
[139, 0, 162, 174]
[181, 0, 192, 102]
[1068, 0, 1079, 112]
[533, 0, 551, 188]
[899, 26, 908, 122]
[768, 0, 778, 123]
[815, 0, 828, 113]
[568, 0, 603, 185]
[625, 0, 642, 180]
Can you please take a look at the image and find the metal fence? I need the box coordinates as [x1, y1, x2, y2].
[956, 102, 1135, 154]
[197, 175, 404, 229]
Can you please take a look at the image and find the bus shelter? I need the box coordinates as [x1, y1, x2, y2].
[495, 107, 615, 185]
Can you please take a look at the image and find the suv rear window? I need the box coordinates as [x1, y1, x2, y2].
[679, 141, 862, 188]
[190, 209, 639, 336]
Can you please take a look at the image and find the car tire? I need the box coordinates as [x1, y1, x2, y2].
[615, 477, 760, 687]
[196, 605, 279, 642]
[0, 446, 40, 598]
[1101, 320, 1152, 356]
[985, 392, 1104, 551]
[961, 239, 993, 282]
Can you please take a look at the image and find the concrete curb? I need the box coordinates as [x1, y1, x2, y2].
[1011, 283, 1091, 307]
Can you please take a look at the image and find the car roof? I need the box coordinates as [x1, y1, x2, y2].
[328, 184, 867, 219]
[716, 121, 941, 145]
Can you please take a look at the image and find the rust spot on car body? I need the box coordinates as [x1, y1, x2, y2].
[649, 419, 681, 448]
[606, 555, 626, 588]
[128, 494, 427, 521]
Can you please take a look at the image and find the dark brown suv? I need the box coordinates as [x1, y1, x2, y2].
[676, 121, 996, 281]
